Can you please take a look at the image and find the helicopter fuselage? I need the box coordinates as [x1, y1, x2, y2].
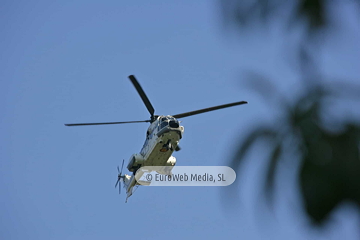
[122, 115, 184, 201]
[127, 115, 184, 172]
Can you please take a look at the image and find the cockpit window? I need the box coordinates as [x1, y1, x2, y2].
[169, 119, 179, 128]
[160, 121, 168, 129]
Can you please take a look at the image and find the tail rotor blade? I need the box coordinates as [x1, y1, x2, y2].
[115, 159, 125, 195]
[120, 159, 124, 175]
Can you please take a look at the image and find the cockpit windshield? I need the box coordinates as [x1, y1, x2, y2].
[159, 116, 179, 129]
[169, 119, 179, 128]
[160, 120, 168, 129]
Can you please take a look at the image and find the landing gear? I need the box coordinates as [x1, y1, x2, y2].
[160, 140, 181, 152]
[160, 139, 173, 152]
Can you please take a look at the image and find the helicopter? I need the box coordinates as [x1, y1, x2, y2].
[65, 75, 247, 202]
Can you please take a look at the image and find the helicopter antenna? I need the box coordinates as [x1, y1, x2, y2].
[115, 159, 125, 194]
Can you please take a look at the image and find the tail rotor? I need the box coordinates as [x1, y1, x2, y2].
[115, 159, 125, 194]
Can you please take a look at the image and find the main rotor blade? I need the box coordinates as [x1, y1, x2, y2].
[172, 101, 248, 119]
[128, 75, 155, 118]
[64, 120, 150, 127]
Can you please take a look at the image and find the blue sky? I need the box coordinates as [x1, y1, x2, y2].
[1, 1, 359, 239]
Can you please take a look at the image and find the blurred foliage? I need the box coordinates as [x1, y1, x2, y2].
[221, 0, 360, 225]
[220, 0, 349, 35]
[233, 81, 360, 224]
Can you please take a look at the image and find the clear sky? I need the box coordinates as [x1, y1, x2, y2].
[1, 1, 359, 240]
